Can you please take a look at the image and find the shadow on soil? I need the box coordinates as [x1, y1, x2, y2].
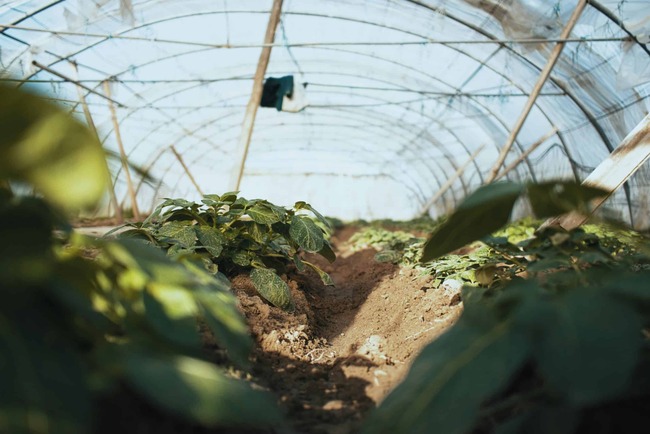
[95, 242, 399, 434]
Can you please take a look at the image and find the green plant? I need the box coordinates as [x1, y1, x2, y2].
[348, 227, 419, 252]
[0, 84, 281, 433]
[115, 195, 336, 310]
[363, 180, 650, 434]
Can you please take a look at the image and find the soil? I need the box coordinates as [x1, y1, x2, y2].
[231, 225, 462, 434]
[94, 225, 463, 434]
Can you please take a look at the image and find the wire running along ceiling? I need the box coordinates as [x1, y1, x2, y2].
[1, 0, 649, 225]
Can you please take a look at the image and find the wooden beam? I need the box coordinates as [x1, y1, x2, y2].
[541, 114, 650, 231]
[231, 0, 284, 191]
[103, 80, 141, 220]
[492, 127, 559, 182]
[485, 0, 588, 183]
[70, 62, 123, 224]
[418, 144, 485, 217]
[170, 145, 204, 196]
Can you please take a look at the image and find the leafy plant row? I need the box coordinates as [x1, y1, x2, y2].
[362, 181, 650, 434]
[0, 84, 282, 433]
[114, 193, 336, 310]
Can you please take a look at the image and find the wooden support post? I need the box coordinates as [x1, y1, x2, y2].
[485, 0, 588, 183]
[231, 0, 284, 191]
[492, 127, 559, 182]
[103, 80, 141, 220]
[170, 145, 204, 196]
[70, 62, 123, 224]
[541, 114, 650, 231]
[418, 144, 485, 217]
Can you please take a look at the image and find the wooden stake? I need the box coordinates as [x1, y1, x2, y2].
[170, 145, 204, 196]
[231, 0, 284, 190]
[540, 114, 650, 231]
[103, 80, 141, 220]
[418, 145, 485, 217]
[492, 127, 559, 182]
[70, 62, 123, 223]
[486, 0, 588, 183]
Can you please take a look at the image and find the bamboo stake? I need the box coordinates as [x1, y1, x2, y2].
[170, 145, 204, 196]
[70, 62, 123, 223]
[418, 144, 485, 217]
[103, 80, 141, 220]
[485, 0, 588, 183]
[231, 0, 284, 190]
[492, 127, 559, 182]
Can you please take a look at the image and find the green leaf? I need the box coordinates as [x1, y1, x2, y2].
[422, 182, 524, 262]
[123, 351, 282, 427]
[606, 274, 650, 314]
[231, 197, 249, 209]
[318, 240, 337, 263]
[293, 254, 306, 272]
[50, 257, 119, 335]
[495, 406, 579, 434]
[0, 303, 91, 434]
[271, 222, 291, 239]
[526, 181, 607, 218]
[532, 290, 643, 405]
[374, 250, 401, 263]
[269, 204, 288, 221]
[161, 198, 196, 210]
[104, 240, 204, 288]
[247, 222, 268, 244]
[290, 215, 325, 253]
[143, 288, 201, 350]
[115, 227, 157, 244]
[577, 250, 611, 265]
[157, 221, 196, 248]
[250, 268, 294, 310]
[219, 192, 239, 203]
[294, 201, 332, 230]
[0, 85, 108, 210]
[195, 290, 253, 369]
[363, 316, 529, 434]
[0, 197, 54, 287]
[166, 243, 190, 258]
[231, 250, 252, 267]
[202, 194, 222, 201]
[247, 203, 282, 225]
[195, 226, 225, 257]
[303, 261, 335, 286]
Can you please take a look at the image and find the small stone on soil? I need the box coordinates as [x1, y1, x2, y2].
[323, 400, 344, 411]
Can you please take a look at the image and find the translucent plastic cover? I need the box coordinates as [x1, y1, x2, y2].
[1, 0, 649, 225]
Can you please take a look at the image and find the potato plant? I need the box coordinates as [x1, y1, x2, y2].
[115, 194, 336, 310]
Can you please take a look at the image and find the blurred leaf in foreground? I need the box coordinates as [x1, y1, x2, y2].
[0, 85, 108, 210]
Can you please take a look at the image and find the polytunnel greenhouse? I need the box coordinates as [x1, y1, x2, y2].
[1, 1, 650, 434]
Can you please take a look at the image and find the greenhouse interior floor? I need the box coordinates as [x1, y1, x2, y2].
[80, 223, 461, 434]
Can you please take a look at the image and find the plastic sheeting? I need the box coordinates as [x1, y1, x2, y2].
[1, 0, 649, 225]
